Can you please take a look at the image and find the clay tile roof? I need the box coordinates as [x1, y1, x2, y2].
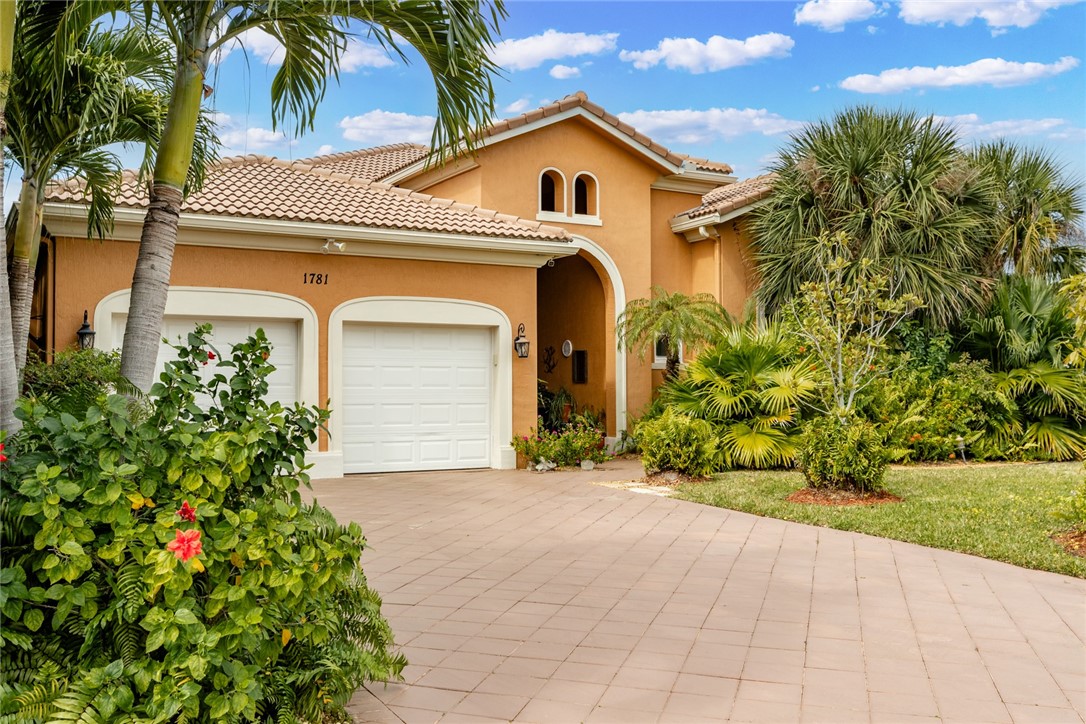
[677, 174, 777, 220]
[44, 154, 570, 242]
[298, 143, 429, 181]
[480, 91, 733, 174]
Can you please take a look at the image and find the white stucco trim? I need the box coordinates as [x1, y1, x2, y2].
[573, 171, 601, 219]
[327, 297, 516, 475]
[569, 236, 628, 436]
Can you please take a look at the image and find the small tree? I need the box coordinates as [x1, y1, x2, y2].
[617, 286, 725, 379]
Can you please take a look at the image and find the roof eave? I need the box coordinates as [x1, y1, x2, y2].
[671, 198, 768, 240]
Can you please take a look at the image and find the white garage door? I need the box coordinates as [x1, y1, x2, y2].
[342, 324, 492, 473]
[112, 316, 299, 406]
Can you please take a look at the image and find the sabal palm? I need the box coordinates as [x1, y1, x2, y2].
[59, 0, 507, 390]
[969, 141, 1084, 278]
[753, 106, 995, 328]
[5, 2, 208, 380]
[617, 286, 726, 379]
[662, 317, 817, 468]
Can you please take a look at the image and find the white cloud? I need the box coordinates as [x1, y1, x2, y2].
[338, 39, 395, 71]
[214, 29, 392, 71]
[316, 144, 335, 156]
[794, 0, 878, 31]
[899, 0, 1082, 30]
[491, 30, 618, 71]
[936, 113, 1078, 140]
[619, 33, 794, 73]
[811, 84, 821, 92]
[338, 110, 435, 145]
[616, 107, 805, 144]
[550, 64, 581, 79]
[219, 126, 287, 151]
[503, 98, 532, 113]
[840, 56, 1079, 93]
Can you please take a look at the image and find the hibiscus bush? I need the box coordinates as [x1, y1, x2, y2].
[0, 325, 404, 722]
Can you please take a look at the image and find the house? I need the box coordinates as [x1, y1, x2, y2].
[39, 91, 774, 477]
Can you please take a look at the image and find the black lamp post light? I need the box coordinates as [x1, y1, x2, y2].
[77, 310, 96, 350]
[514, 323, 530, 359]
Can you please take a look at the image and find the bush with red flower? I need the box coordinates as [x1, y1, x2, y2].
[0, 325, 404, 722]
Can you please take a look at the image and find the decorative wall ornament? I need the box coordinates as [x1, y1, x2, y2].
[542, 345, 558, 373]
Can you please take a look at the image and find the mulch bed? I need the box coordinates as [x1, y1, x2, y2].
[642, 471, 711, 487]
[786, 487, 903, 506]
[1052, 530, 1086, 558]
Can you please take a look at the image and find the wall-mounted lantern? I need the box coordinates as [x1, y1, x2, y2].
[514, 323, 530, 359]
[76, 310, 96, 350]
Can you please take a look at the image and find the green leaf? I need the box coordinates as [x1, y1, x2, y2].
[23, 608, 44, 632]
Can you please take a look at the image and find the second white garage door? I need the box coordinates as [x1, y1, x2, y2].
[342, 324, 492, 473]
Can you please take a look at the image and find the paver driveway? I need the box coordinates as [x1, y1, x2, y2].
[309, 459, 1086, 723]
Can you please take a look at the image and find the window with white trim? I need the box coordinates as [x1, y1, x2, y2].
[539, 169, 565, 214]
[653, 336, 682, 368]
[573, 172, 598, 217]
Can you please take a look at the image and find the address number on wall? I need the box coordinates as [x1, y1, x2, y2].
[303, 273, 329, 285]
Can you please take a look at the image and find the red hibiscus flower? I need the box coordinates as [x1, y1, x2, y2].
[167, 529, 203, 562]
[207, 351, 216, 360]
[177, 501, 197, 522]
[0, 443, 6, 463]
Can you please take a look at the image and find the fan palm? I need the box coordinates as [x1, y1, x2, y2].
[617, 286, 726, 379]
[55, 0, 507, 391]
[661, 316, 817, 468]
[753, 106, 996, 328]
[5, 1, 215, 382]
[969, 141, 1084, 278]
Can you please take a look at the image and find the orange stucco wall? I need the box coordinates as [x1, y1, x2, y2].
[51, 236, 539, 449]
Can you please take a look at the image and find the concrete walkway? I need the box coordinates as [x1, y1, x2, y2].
[309, 459, 1086, 723]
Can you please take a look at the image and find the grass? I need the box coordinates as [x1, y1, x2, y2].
[673, 462, 1086, 578]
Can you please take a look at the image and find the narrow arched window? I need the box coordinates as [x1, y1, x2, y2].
[539, 169, 565, 214]
[573, 173, 598, 216]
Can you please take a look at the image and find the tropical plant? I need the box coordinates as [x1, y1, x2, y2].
[0, 325, 404, 722]
[5, 1, 214, 385]
[660, 314, 816, 468]
[797, 414, 887, 493]
[54, 0, 507, 392]
[617, 285, 726, 379]
[1060, 274, 1086, 367]
[637, 408, 723, 478]
[969, 140, 1084, 278]
[512, 417, 608, 468]
[0, 0, 19, 435]
[753, 106, 994, 327]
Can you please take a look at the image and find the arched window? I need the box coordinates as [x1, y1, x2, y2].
[573, 173, 598, 216]
[539, 169, 565, 214]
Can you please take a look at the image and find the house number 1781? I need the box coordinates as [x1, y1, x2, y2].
[303, 273, 329, 285]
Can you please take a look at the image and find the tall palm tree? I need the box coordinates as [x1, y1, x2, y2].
[60, 0, 507, 391]
[617, 286, 726, 379]
[5, 1, 214, 381]
[0, 0, 16, 434]
[753, 106, 996, 328]
[969, 140, 1084, 278]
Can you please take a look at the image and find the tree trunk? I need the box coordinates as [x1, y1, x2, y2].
[9, 178, 40, 380]
[665, 353, 680, 380]
[118, 58, 205, 391]
[119, 184, 183, 390]
[0, 0, 16, 436]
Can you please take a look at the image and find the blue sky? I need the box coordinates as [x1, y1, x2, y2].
[6, 0, 1085, 210]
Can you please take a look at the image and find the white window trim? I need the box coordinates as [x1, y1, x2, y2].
[537, 167, 566, 216]
[573, 171, 601, 219]
[327, 297, 515, 475]
[652, 337, 683, 370]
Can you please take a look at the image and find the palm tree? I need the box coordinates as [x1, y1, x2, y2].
[753, 106, 996, 328]
[969, 140, 1084, 278]
[0, 0, 16, 434]
[59, 0, 507, 391]
[617, 286, 726, 379]
[5, 2, 213, 381]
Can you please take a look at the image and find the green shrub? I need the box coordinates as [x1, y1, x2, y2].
[513, 417, 608, 467]
[637, 408, 722, 478]
[0, 325, 404, 723]
[798, 415, 887, 492]
[21, 348, 126, 414]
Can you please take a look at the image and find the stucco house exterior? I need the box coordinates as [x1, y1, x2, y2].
[39, 91, 773, 477]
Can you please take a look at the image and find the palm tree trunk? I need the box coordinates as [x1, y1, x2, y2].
[119, 59, 204, 391]
[9, 178, 41, 380]
[665, 353, 680, 380]
[0, 0, 18, 436]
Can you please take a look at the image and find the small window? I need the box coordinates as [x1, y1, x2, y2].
[572, 350, 588, 384]
[573, 173, 598, 216]
[539, 169, 565, 214]
[653, 336, 682, 366]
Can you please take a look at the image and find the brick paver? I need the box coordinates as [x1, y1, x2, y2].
[308, 460, 1086, 723]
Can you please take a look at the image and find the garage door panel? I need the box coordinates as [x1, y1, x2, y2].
[343, 324, 492, 473]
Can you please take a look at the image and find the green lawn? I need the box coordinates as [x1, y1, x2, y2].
[674, 463, 1086, 578]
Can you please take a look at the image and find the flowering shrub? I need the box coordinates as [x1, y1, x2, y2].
[512, 417, 608, 467]
[0, 325, 404, 722]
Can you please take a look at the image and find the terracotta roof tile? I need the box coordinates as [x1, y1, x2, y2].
[45, 155, 569, 242]
[298, 143, 429, 181]
[676, 174, 777, 220]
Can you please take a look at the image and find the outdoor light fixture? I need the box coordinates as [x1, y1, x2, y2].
[321, 239, 346, 254]
[76, 310, 96, 350]
[514, 323, 530, 359]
